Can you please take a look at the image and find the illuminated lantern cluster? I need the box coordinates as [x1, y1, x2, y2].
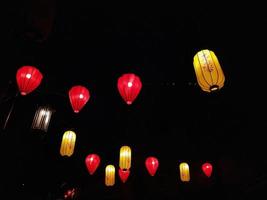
[60, 131, 76, 157]
[16, 66, 43, 95]
[117, 73, 142, 105]
[69, 85, 90, 113]
[85, 154, 101, 175]
[193, 49, 225, 92]
[14, 55, 221, 188]
[105, 165, 115, 186]
[31, 105, 53, 132]
[145, 157, 159, 176]
[118, 146, 131, 183]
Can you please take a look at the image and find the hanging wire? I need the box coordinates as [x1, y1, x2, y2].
[3, 91, 19, 130]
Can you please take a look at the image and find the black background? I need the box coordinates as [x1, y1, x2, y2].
[0, 2, 266, 200]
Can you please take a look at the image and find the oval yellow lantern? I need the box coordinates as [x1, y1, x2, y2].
[179, 162, 190, 182]
[105, 165, 115, 186]
[60, 130, 76, 157]
[119, 146, 131, 170]
[193, 49, 225, 92]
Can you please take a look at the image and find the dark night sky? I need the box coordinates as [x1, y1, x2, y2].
[0, 2, 266, 200]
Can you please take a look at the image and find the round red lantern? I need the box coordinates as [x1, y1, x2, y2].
[117, 73, 142, 105]
[16, 66, 43, 95]
[85, 154, 100, 175]
[69, 85, 90, 113]
[145, 157, 159, 176]
[118, 169, 130, 183]
[202, 162, 213, 177]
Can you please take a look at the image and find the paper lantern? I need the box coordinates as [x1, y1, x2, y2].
[118, 169, 130, 183]
[119, 146, 131, 170]
[16, 65, 43, 95]
[64, 188, 76, 199]
[117, 73, 142, 105]
[105, 165, 115, 186]
[193, 49, 225, 92]
[179, 162, 190, 182]
[69, 85, 90, 113]
[60, 131, 76, 157]
[85, 154, 100, 175]
[202, 162, 213, 177]
[145, 157, 159, 176]
[31, 106, 53, 132]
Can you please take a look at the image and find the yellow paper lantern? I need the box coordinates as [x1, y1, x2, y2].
[119, 146, 131, 170]
[60, 130, 76, 157]
[31, 106, 53, 132]
[179, 162, 190, 182]
[105, 165, 115, 186]
[193, 49, 225, 92]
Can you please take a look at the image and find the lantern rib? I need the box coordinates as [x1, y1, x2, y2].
[25, 68, 36, 94]
[211, 54, 220, 86]
[21, 71, 30, 94]
[61, 133, 67, 156]
[197, 53, 211, 90]
[203, 51, 215, 87]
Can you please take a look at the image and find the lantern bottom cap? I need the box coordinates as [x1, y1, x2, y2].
[21, 92, 27, 95]
[126, 101, 132, 105]
[210, 85, 219, 91]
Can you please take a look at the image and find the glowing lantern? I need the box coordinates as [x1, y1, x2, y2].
[16, 65, 43, 95]
[64, 188, 76, 199]
[193, 49, 225, 92]
[60, 131, 76, 157]
[31, 106, 53, 132]
[105, 165, 115, 186]
[85, 154, 100, 175]
[179, 162, 190, 182]
[118, 169, 130, 183]
[202, 162, 213, 177]
[69, 85, 90, 113]
[145, 157, 159, 176]
[117, 73, 142, 105]
[119, 146, 131, 170]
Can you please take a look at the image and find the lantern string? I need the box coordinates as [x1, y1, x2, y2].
[3, 91, 19, 130]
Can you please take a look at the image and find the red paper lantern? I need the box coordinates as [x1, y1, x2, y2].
[118, 169, 130, 183]
[202, 162, 213, 177]
[85, 154, 100, 175]
[69, 85, 90, 113]
[145, 157, 159, 176]
[16, 66, 43, 95]
[64, 188, 76, 199]
[117, 73, 142, 105]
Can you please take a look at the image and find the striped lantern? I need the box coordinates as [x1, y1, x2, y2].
[179, 162, 190, 182]
[193, 49, 225, 92]
[31, 106, 53, 132]
[119, 146, 131, 170]
[60, 131, 76, 157]
[16, 65, 43, 96]
[105, 165, 115, 186]
[117, 73, 142, 105]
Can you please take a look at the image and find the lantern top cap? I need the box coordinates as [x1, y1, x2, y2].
[120, 145, 131, 148]
[194, 49, 215, 57]
[64, 130, 76, 134]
